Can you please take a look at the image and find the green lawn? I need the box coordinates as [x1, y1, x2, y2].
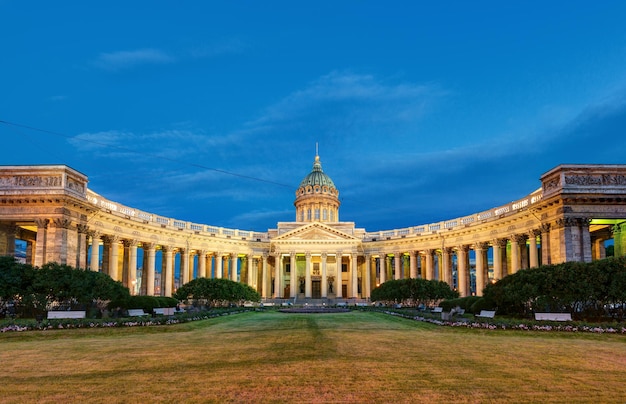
[1, 311, 625, 403]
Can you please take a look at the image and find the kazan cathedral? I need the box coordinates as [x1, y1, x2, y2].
[0, 157, 626, 301]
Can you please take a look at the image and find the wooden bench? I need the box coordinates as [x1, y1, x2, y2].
[47, 310, 86, 319]
[127, 309, 149, 317]
[534, 312, 572, 321]
[476, 310, 496, 319]
[153, 307, 175, 316]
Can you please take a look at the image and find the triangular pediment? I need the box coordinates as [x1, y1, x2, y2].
[273, 222, 359, 242]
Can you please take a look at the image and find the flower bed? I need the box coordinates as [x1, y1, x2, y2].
[383, 310, 626, 334]
[0, 308, 251, 333]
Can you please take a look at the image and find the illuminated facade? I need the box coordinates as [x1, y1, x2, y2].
[1, 159, 625, 299]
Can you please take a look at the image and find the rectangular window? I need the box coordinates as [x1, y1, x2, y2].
[342, 263, 348, 273]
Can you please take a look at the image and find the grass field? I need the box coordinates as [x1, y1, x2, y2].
[1, 311, 625, 403]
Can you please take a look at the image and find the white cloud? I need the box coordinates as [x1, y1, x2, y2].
[249, 71, 445, 128]
[93, 48, 174, 71]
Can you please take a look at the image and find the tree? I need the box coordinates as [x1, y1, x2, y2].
[483, 257, 626, 320]
[174, 277, 260, 307]
[371, 278, 458, 306]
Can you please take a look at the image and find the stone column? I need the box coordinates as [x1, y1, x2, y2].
[49, 218, 71, 265]
[593, 237, 606, 260]
[379, 254, 386, 284]
[614, 224, 625, 257]
[474, 242, 489, 296]
[510, 235, 522, 274]
[580, 218, 592, 263]
[493, 239, 505, 280]
[216, 252, 223, 278]
[180, 249, 190, 286]
[262, 254, 269, 298]
[305, 252, 312, 298]
[335, 252, 343, 298]
[540, 223, 551, 265]
[321, 253, 328, 298]
[290, 252, 297, 298]
[247, 255, 254, 286]
[528, 230, 540, 268]
[351, 253, 358, 298]
[230, 254, 238, 282]
[123, 240, 138, 295]
[274, 253, 282, 298]
[409, 251, 418, 279]
[364, 254, 371, 299]
[457, 246, 469, 297]
[34, 219, 49, 268]
[393, 251, 401, 280]
[76, 224, 88, 269]
[442, 247, 453, 286]
[198, 251, 206, 278]
[88, 230, 100, 272]
[104, 235, 120, 281]
[163, 246, 173, 297]
[425, 249, 434, 280]
[144, 243, 156, 296]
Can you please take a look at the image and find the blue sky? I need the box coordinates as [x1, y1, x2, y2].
[2, 1, 626, 232]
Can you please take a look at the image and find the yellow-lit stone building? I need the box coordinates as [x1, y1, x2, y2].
[1, 157, 626, 300]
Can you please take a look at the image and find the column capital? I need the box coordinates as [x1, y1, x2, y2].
[494, 238, 508, 248]
[35, 218, 49, 229]
[474, 242, 489, 251]
[53, 218, 72, 229]
[141, 241, 155, 250]
[77, 224, 89, 234]
[512, 234, 528, 244]
[103, 234, 120, 244]
[123, 239, 139, 248]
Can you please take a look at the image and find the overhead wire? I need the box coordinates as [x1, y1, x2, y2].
[0, 119, 294, 190]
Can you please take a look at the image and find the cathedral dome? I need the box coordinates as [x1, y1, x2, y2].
[294, 154, 340, 223]
[299, 155, 336, 189]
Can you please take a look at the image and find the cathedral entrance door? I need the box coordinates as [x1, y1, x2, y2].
[312, 280, 321, 299]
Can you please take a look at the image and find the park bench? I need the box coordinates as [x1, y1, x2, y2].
[534, 312, 572, 321]
[47, 310, 86, 319]
[475, 310, 496, 319]
[153, 307, 175, 316]
[127, 309, 149, 317]
[261, 302, 275, 307]
[432, 307, 443, 313]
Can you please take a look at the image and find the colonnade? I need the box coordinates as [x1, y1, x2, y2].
[3, 216, 614, 298]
